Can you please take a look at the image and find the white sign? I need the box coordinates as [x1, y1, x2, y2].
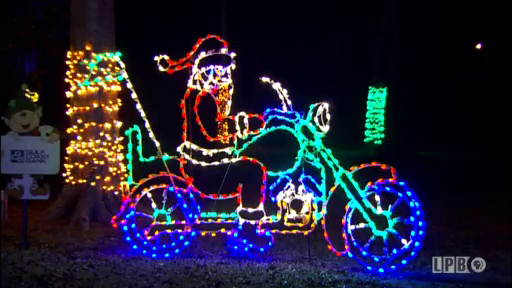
[1, 136, 60, 175]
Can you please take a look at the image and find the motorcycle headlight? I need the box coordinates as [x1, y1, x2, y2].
[314, 102, 330, 134]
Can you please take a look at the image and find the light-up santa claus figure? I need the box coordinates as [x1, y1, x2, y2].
[155, 35, 267, 222]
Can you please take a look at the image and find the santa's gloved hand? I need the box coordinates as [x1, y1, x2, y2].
[235, 113, 249, 138]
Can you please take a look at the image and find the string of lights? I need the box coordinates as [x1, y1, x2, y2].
[63, 46, 126, 191]
[64, 44, 169, 193]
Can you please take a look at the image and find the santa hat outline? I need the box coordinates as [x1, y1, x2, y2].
[156, 35, 231, 75]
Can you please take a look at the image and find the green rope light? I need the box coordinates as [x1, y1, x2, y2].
[363, 87, 387, 145]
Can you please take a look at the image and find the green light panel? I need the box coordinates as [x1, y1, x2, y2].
[363, 86, 387, 145]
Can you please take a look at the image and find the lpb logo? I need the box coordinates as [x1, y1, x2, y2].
[432, 257, 486, 273]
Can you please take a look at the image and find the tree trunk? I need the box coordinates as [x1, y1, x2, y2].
[45, 0, 122, 230]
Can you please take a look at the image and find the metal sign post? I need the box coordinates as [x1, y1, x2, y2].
[22, 199, 29, 249]
[13, 174, 35, 250]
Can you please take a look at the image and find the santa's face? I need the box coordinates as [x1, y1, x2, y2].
[5, 107, 42, 133]
[189, 51, 236, 94]
[193, 64, 233, 92]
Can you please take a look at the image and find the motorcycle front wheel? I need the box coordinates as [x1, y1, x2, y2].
[343, 179, 426, 272]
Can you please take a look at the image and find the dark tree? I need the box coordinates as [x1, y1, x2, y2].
[45, 0, 121, 230]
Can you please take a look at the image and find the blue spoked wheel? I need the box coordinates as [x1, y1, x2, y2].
[119, 174, 201, 258]
[226, 222, 274, 254]
[343, 179, 426, 272]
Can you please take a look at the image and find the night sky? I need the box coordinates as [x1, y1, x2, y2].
[114, 1, 502, 157]
[1, 1, 503, 157]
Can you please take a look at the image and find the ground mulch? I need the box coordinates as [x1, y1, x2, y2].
[1, 200, 510, 288]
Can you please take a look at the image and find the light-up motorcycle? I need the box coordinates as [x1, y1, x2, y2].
[112, 77, 426, 272]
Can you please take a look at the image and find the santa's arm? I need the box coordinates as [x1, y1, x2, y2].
[220, 113, 265, 138]
[195, 91, 265, 141]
